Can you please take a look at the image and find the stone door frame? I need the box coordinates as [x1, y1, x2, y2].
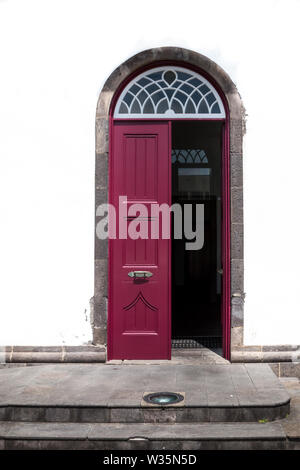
[94, 47, 245, 360]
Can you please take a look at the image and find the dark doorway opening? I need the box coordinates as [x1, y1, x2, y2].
[171, 121, 223, 355]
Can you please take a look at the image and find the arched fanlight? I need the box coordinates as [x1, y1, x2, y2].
[114, 66, 225, 119]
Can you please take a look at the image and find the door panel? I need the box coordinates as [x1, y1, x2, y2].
[109, 122, 170, 359]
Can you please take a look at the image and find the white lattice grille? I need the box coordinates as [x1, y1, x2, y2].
[114, 66, 225, 118]
[171, 149, 208, 164]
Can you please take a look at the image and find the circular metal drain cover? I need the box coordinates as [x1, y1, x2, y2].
[143, 392, 184, 405]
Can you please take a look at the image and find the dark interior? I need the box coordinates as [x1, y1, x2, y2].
[171, 121, 223, 352]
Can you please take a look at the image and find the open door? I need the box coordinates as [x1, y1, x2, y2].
[171, 121, 225, 356]
[108, 121, 171, 360]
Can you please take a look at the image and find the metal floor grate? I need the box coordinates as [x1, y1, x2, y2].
[172, 336, 222, 349]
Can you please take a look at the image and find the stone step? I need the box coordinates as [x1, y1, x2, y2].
[0, 363, 290, 423]
[0, 420, 289, 450]
[0, 401, 289, 423]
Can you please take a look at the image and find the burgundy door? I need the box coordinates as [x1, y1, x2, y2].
[108, 121, 171, 360]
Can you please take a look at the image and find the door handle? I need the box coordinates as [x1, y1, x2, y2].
[217, 268, 223, 275]
[128, 271, 153, 279]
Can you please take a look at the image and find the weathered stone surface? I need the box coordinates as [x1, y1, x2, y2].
[10, 352, 63, 363]
[231, 297, 244, 327]
[280, 381, 300, 443]
[231, 153, 243, 188]
[230, 119, 243, 154]
[231, 223, 244, 259]
[108, 390, 144, 407]
[231, 326, 244, 348]
[95, 186, 108, 208]
[263, 345, 300, 352]
[283, 420, 300, 439]
[0, 421, 90, 440]
[45, 408, 71, 422]
[231, 186, 243, 224]
[64, 345, 105, 352]
[265, 352, 299, 362]
[121, 348, 228, 365]
[0, 421, 286, 444]
[175, 408, 210, 422]
[4, 439, 100, 450]
[9, 407, 46, 422]
[94, 259, 108, 305]
[109, 408, 144, 423]
[231, 257, 244, 292]
[92, 326, 107, 346]
[95, 117, 109, 154]
[10, 346, 105, 354]
[95, 153, 108, 190]
[76, 407, 110, 423]
[269, 363, 280, 376]
[12, 346, 62, 353]
[231, 302, 244, 328]
[0, 378, 293, 450]
[63, 352, 105, 363]
[245, 363, 285, 390]
[231, 351, 262, 362]
[234, 345, 262, 352]
[0, 363, 29, 368]
[0, 363, 290, 424]
[232, 350, 300, 364]
[96, 90, 114, 118]
[2, 345, 106, 364]
[280, 362, 300, 378]
[95, 232, 108, 260]
[3, 437, 286, 451]
[92, 300, 107, 330]
[179, 440, 285, 451]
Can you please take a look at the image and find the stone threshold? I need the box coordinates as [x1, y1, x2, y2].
[2, 346, 106, 363]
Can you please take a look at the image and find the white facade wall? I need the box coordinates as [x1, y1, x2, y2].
[0, 0, 299, 346]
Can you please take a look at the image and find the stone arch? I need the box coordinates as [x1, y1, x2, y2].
[94, 47, 245, 358]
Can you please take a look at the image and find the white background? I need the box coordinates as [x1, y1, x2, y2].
[0, 0, 300, 345]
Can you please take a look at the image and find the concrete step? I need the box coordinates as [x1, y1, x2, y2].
[0, 402, 290, 424]
[0, 363, 290, 423]
[0, 420, 289, 450]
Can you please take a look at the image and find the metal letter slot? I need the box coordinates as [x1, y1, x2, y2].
[128, 271, 153, 279]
